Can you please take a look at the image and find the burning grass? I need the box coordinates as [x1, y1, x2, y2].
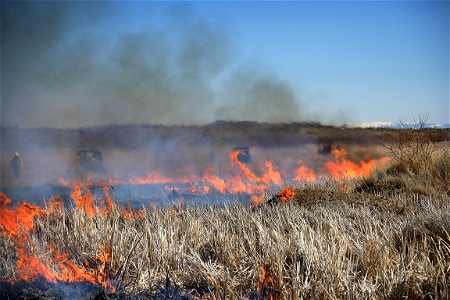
[1, 126, 449, 299]
[1, 182, 449, 299]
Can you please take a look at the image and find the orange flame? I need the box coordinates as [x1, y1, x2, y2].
[1, 146, 390, 292]
[204, 168, 227, 193]
[14, 243, 116, 290]
[250, 187, 297, 209]
[258, 264, 274, 300]
[70, 184, 97, 218]
[251, 194, 265, 208]
[276, 187, 296, 204]
[294, 150, 389, 183]
[262, 161, 282, 185]
[324, 156, 389, 180]
[1, 193, 43, 237]
[56, 147, 391, 210]
[295, 160, 316, 183]
[0, 191, 123, 290]
[57, 147, 388, 209]
[99, 148, 388, 196]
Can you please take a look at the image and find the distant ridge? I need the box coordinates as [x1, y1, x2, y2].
[427, 123, 450, 128]
[349, 121, 450, 129]
[348, 121, 395, 128]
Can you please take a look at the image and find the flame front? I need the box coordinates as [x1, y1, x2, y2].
[295, 160, 316, 183]
[102, 148, 388, 196]
[1, 147, 389, 292]
[0, 191, 123, 289]
[58, 148, 388, 211]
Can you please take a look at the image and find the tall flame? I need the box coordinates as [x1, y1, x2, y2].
[1, 191, 120, 289]
[295, 160, 316, 183]
[57, 148, 389, 205]
[258, 264, 274, 300]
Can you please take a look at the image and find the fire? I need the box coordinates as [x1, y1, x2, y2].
[294, 149, 389, 182]
[67, 180, 114, 218]
[1, 193, 42, 237]
[57, 147, 389, 211]
[105, 150, 284, 196]
[331, 148, 348, 160]
[109, 166, 203, 186]
[13, 242, 116, 289]
[204, 168, 227, 193]
[276, 187, 296, 203]
[258, 264, 274, 300]
[70, 184, 97, 218]
[58, 147, 390, 213]
[251, 194, 265, 208]
[324, 155, 390, 181]
[0, 191, 122, 289]
[262, 161, 282, 185]
[58, 148, 387, 204]
[295, 160, 316, 183]
[104, 148, 387, 194]
[1, 146, 389, 292]
[14, 244, 101, 285]
[250, 187, 297, 209]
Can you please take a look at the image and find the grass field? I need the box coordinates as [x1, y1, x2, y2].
[1, 122, 449, 299]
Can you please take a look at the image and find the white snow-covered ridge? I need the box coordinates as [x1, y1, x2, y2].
[348, 121, 450, 129]
[347, 121, 395, 128]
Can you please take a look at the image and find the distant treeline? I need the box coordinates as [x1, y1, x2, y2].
[1, 121, 449, 150]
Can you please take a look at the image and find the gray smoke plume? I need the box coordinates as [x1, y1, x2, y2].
[1, 1, 329, 129]
[216, 64, 304, 123]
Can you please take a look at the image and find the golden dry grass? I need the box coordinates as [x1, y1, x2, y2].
[1, 122, 449, 299]
[1, 181, 449, 299]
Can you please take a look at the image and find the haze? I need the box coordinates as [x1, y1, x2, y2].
[1, 1, 448, 128]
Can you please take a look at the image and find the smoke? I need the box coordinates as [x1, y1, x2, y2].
[0, 1, 337, 129]
[214, 63, 301, 122]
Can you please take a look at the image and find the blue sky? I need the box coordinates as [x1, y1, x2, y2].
[1, 1, 448, 128]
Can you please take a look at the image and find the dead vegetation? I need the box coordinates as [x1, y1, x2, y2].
[1, 120, 450, 299]
[6, 120, 446, 151]
[358, 115, 450, 195]
[1, 189, 449, 299]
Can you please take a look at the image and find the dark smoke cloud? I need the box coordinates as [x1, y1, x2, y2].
[216, 64, 304, 123]
[1, 1, 323, 129]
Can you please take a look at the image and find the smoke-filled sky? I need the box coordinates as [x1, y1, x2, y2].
[1, 1, 449, 128]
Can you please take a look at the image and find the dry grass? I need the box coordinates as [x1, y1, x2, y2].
[1, 186, 449, 299]
[356, 148, 450, 196]
[1, 121, 450, 299]
[358, 116, 449, 196]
